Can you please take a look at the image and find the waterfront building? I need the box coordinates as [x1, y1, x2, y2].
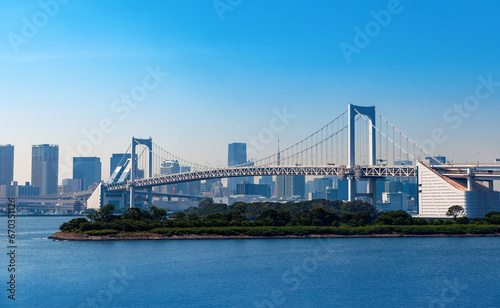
[418, 161, 500, 218]
[73, 157, 101, 191]
[227, 143, 253, 194]
[0, 145, 14, 186]
[32, 144, 59, 195]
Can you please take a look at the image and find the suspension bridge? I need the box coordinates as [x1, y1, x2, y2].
[87, 104, 500, 218]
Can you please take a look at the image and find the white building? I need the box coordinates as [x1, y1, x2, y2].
[418, 162, 500, 218]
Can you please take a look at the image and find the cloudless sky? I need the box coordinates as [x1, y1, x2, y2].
[0, 0, 499, 183]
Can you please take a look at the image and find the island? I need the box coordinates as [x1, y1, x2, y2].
[49, 200, 500, 241]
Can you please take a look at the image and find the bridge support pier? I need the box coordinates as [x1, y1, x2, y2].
[348, 175, 356, 202]
[129, 186, 135, 208]
[369, 178, 377, 206]
[483, 180, 494, 190]
[467, 168, 474, 191]
[147, 187, 153, 207]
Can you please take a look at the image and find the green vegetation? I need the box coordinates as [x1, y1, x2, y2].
[57, 200, 500, 238]
[446, 205, 465, 219]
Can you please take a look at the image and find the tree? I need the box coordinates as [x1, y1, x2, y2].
[446, 205, 465, 219]
[375, 210, 413, 225]
[257, 209, 291, 226]
[149, 205, 168, 222]
[87, 204, 117, 223]
[484, 211, 500, 224]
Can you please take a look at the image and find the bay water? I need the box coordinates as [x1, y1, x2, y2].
[0, 216, 499, 307]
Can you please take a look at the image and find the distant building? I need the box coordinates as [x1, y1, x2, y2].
[259, 176, 275, 195]
[337, 179, 349, 201]
[237, 182, 271, 197]
[381, 192, 408, 211]
[385, 180, 404, 193]
[73, 201, 83, 212]
[312, 177, 333, 195]
[16, 182, 39, 197]
[32, 144, 59, 195]
[0, 181, 39, 198]
[160, 160, 180, 193]
[0, 145, 14, 186]
[275, 175, 285, 198]
[61, 178, 82, 193]
[202, 179, 221, 193]
[177, 166, 201, 195]
[73, 157, 101, 191]
[424, 156, 446, 165]
[227, 143, 253, 194]
[276, 175, 305, 199]
[394, 160, 413, 166]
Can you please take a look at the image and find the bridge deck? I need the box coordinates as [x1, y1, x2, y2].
[106, 165, 417, 191]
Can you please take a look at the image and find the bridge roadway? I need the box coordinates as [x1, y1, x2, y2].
[431, 164, 500, 181]
[106, 165, 418, 191]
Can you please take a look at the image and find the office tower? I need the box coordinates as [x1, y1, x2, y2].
[337, 179, 349, 201]
[288, 175, 305, 199]
[61, 178, 82, 193]
[16, 182, 39, 197]
[160, 160, 180, 193]
[177, 166, 201, 195]
[259, 176, 275, 196]
[237, 182, 271, 197]
[203, 179, 221, 193]
[276, 175, 305, 199]
[228, 143, 247, 166]
[73, 157, 101, 191]
[0, 145, 14, 186]
[227, 143, 252, 194]
[110, 153, 136, 176]
[32, 144, 59, 195]
[312, 177, 333, 194]
[276, 175, 285, 198]
[424, 156, 446, 165]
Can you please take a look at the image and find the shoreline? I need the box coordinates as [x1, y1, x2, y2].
[48, 232, 500, 241]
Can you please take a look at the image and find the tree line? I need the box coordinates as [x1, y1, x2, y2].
[58, 199, 500, 236]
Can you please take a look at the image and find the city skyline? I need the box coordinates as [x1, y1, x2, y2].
[0, 1, 499, 184]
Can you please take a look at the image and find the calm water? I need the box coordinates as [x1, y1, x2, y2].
[0, 216, 499, 308]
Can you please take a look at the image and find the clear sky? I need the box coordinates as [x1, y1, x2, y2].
[0, 0, 499, 183]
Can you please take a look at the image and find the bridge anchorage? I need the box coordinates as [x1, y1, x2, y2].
[85, 103, 500, 219]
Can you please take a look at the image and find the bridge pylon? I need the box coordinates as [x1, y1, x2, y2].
[130, 137, 153, 208]
[347, 104, 376, 202]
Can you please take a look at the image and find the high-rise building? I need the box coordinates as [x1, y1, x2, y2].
[177, 166, 201, 195]
[276, 175, 305, 199]
[424, 156, 446, 165]
[73, 157, 101, 191]
[227, 143, 253, 194]
[160, 160, 180, 193]
[237, 182, 271, 197]
[61, 178, 82, 193]
[0, 145, 14, 186]
[228, 143, 247, 166]
[276, 175, 285, 198]
[32, 144, 59, 195]
[259, 176, 275, 196]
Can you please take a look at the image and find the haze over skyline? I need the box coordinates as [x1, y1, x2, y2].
[1, 0, 499, 184]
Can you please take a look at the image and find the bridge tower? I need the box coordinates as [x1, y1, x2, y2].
[347, 104, 376, 203]
[130, 137, 153, 208]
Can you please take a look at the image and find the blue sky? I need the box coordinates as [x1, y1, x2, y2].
[0, 0, 499, 183]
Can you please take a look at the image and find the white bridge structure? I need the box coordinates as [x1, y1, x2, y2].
[87, 104, 500, 218]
